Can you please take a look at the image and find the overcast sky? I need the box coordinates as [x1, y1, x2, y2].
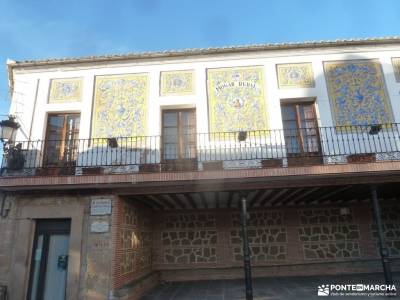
[0, 0, 399, 116]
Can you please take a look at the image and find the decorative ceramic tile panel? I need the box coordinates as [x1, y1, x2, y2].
[206, 66, 268, 135]
[92, 74, 149, 138]
[160, 70, 195, 96]
[393, 58, 400, 82]
[48, 78, 82, 103]
[324, 60, 394, 129]
[276, 63, 315, 88]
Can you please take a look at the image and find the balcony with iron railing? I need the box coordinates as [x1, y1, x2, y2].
[1, 124, 400, 177]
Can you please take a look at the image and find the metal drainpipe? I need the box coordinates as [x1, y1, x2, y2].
[240, 194, 253, 300]
[370, 185, 393, 285]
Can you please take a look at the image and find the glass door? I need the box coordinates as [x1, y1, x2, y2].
[162, 109, 197, 170]
[28, 220, 71, 300]
[281, 102, 322, 166]
[43, 113, 80, 174]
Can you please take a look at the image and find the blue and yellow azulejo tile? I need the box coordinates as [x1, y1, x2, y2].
[392, 58, 400, 82]
[324, 60, 394, 130]
[276, 63, 315, 88]
[160, 70, 195, 96]
[206, 66, 268, 136]
[92, 73, 149, 138]
[48, 78, 82, 103]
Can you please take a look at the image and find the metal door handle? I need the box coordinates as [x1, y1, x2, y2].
[57, 255, 68, 270]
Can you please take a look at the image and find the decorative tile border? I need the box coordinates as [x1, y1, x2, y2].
[160, 70, 195, 96]
[276, 63, 315, 88]
[48, 78, 82, 103]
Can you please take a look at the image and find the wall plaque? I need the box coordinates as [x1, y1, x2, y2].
[90, 221, 109, 233]
[90, 199, 112, 215]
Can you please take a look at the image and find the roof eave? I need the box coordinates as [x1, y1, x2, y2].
[8, 37, 400, 70]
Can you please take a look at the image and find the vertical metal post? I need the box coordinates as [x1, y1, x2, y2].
[240, 194, 253, 300]
[370, 185, 393, 285]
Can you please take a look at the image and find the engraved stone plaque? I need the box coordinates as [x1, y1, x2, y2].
[90, 199, 112, 215]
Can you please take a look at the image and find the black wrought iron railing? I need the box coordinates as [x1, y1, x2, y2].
[1, 124, 400, 176]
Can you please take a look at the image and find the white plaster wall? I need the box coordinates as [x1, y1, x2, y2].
[8, 44, 400, 165]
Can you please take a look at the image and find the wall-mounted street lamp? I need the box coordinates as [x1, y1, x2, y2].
[0, 116, 19, 218]
[0, 115, 24, 172]
[0, 115, 20, 145]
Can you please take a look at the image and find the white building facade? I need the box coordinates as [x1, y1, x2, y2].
[1, 38, 400, 300]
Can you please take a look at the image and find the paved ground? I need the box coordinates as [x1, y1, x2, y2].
[141, 272, 400, 300]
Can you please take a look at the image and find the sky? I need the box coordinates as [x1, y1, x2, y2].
[0, 0, 399, 117]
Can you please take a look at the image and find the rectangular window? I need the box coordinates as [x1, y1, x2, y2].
[43, 113, 80, 167]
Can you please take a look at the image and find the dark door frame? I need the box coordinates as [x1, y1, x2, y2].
[27, 219, 71, 300]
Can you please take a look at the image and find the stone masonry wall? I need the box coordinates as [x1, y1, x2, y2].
[153, 202, 400, 282]
[155, 212, 218, 266]
[298, 208, 361, 260]
[371, 204, 400, 256]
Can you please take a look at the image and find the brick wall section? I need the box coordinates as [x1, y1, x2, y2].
[112, 197, 154, 290]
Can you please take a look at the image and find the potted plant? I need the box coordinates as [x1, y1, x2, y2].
[346, 153, 376, 163]
[238, 131, 247, 142]
[6, 143, 25, 170]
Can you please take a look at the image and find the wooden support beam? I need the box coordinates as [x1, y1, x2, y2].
[276, 188, 305, 206]
[227, 191, 235, 208]
[215, 192, 220, 209]
[299, 188, 328, 205]
[131, 196, 160, 210]
[249, 189, 272, 208]
[260, 189, 288, 207]
[291, 187, 321, 205]
[199, 192, 208, 209]
[316, 185, 353, 204]
[143, 195, 170, 210]
[182, 193, 197, 209]
[187, 193, 199, 209]
[168, 194, 187, 209]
